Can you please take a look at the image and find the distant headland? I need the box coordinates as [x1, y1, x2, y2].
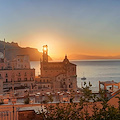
[68, 54, 120, 60]
[0, 40, 52, 61]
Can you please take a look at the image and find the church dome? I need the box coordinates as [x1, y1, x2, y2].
[63, 55, 69, 64]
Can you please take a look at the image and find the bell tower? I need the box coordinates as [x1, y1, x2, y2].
[43, 45, 48, 63]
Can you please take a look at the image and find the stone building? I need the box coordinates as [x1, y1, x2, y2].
[36, 45, 77, 92]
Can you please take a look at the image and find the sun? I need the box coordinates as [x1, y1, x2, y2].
[43, 45, 48, 51]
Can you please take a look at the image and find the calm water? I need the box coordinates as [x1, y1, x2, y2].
[30, 60, 120, 92]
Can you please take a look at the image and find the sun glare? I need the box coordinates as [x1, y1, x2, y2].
[44, 47, 47, 51]
[33, 32, 69, 60]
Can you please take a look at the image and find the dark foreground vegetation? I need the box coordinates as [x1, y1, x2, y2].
[38, 83, 120, 120]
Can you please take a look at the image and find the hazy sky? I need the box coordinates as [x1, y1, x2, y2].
[1, 0, 120, 59]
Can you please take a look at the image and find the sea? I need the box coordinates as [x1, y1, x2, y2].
[30, 60, 120, 92]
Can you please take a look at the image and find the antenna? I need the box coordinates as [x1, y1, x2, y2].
[4, 38, 5, 62]
[12, 60, 15, 98]
[40, 58, 41, 75]
[11, 58, 15, 120]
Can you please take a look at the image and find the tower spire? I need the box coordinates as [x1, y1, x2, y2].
[65, 54, 67, 59]
[63, 54, 69, 64]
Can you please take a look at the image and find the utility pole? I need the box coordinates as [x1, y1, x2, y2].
[12, 59, 15, 120]
[3, 38, 5, 63]
[0, 39, 18, 120]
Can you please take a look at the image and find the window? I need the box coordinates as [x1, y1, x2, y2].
[25, 72, 27, 76]
[5, 73, 8, 77]
[24, 84, 27, 87]
[18, 78, 21, 81]
[24, 78, 27, 81]
[18, 73, 21, 76]
[6, 79, 8, 82]
[31, 72, 33, 76]
[38, 86, 41, 89]
[31, 77, 34, 81]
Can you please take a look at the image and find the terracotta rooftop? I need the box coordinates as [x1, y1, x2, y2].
[108, 93, 120, 108]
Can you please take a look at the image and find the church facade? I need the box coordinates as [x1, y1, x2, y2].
[37, 45, 77, 92]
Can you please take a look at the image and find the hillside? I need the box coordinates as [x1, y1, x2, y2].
[0, 41, 52, 61]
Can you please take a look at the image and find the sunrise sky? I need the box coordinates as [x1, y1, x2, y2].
[1, 0, 120, 60]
